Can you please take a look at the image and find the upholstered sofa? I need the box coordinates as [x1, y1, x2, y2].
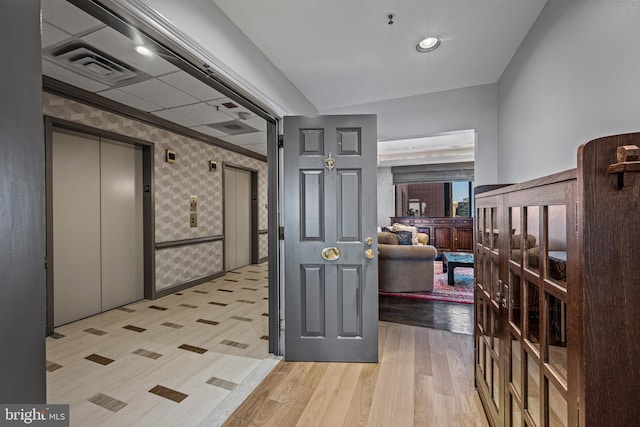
[511, 233, 540, 268]
[378, 229, 437, 292]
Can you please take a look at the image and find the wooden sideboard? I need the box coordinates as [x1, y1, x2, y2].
[390, 216, 473, 253]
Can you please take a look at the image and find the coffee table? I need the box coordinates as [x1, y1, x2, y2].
[442, 252, 474, 286]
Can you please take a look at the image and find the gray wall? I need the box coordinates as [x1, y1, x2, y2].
[498, 0, 640, 183]
[0, 0, 46, 403]
[377, 167, 394, 227]
[322, 84, 499, 187]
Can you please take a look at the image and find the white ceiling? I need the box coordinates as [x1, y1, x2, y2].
[41, 0, 268, 157]
[40, 0, 547, 164]
[212, 0, 548, 111]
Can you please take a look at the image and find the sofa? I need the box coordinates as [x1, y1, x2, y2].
[510, 233, 540, 268]
[378, 228, 438, 293]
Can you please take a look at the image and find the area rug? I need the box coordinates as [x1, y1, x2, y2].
[378, 261, 474, 304]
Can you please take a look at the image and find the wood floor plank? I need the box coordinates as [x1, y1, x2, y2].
[223, 321, 489, 427]
[367, 322, 416, 427]
[295, 363, 363, 427]
[341, 321, 388, 427]
[414, 374, 437, 427]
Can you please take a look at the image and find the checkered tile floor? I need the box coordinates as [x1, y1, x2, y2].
[46, 263, 274, 426]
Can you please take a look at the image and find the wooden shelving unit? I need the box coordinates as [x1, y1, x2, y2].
[474, 133, 640, 427]
[390, 216, 473, 254]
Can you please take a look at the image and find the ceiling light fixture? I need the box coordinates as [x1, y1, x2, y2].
[135, 45, 152, 56]
[416, 36, 441, 52]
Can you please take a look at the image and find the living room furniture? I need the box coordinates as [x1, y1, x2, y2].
[442, 251, 474, 286]
[473, 134, 640, 427]
[377, 231, 437, 292]
[390, 216, 473, 254]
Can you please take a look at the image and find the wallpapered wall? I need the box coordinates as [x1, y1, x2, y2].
[43, 92, 268, 290]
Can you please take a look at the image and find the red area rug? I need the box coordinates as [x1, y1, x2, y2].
[378, 261, 474, 304]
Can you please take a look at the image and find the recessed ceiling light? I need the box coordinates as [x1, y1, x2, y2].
[135, 45, 152, 56]
[416, 37, 441, 52]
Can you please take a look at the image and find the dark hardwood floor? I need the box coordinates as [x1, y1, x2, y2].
[378, 295, 474, 335]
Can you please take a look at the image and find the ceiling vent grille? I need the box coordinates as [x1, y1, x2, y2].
[206, 120, 259, 135]
[43, 42, 150, 86]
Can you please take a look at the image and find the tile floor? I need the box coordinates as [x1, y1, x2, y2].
[46, 263, 277, 427]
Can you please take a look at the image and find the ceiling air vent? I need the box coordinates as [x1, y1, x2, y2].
[43, 42, 150, 86]
[206, 120, 259, 136]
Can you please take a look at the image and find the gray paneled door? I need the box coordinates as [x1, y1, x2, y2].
[283, 115, 378, 362]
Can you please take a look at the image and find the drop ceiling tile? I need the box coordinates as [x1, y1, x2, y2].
[41, 22, 71, 49]
[42, 59, 110, 92]
[243, 116, 267, 132]
[41, 0, 104, 35]
[218, 136, 266, 155]
[98, 89, 164, 112]
[81, 27, 178, 77]
[118, 79, 199, 108]
[220, 132, 267, 145]
[152, 110, 200, 128]
[159, 71, 226, 102]
[190, 126, 228, 138]
[207, 97, 253, 119]
[169, 103, 232, 125]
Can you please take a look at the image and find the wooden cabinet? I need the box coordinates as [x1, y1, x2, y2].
[390, 216, 473, 254]
[474, 133, 640, 427]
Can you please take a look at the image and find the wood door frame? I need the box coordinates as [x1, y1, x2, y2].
[222, 162, 260, 270]
[44, 116, 155, 335]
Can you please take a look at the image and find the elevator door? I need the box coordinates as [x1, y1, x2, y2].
[100, 138, 144, 311]
[225, 167, 251, 271]
[52, 130, 143, 326]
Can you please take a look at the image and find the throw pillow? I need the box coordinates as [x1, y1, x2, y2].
[393, 230, 413, 245]
[391, 223, 419, 245]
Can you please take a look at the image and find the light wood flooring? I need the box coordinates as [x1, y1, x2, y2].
[223, 321, 489, 427]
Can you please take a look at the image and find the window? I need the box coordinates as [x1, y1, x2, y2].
[395, 181, 472, 217]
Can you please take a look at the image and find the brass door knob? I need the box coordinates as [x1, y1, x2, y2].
[365, 236, 373, 246]
[364, 249, 375, 260]
[321, 247, 341, 261]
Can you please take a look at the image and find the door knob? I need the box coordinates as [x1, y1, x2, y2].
[364, 249, 375, 260]
[365, 236, 373, 246]
[321, 247, 341, 261]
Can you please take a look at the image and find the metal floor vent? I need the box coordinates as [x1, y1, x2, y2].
[206, 120, 259, 135]
[44, 41, 150, 86]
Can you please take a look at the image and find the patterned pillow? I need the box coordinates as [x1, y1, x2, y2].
[391, 223, 419, 245]
[393, 230, 413, 245]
